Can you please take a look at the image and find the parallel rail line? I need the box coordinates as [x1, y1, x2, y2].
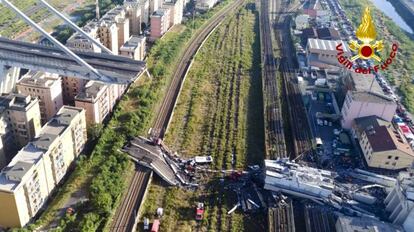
[260, 0, 287, 159]
[110, 166, 151, 232]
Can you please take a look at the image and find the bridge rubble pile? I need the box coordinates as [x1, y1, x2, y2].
[263, 159, 390, 219]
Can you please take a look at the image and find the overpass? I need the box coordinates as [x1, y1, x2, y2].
[0, 0, 146, 84]
[0, 37, 145, 84]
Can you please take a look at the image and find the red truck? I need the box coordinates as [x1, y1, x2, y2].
[151, 219, 160, 232]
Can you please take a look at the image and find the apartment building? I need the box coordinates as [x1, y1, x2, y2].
[0, 115, 12, 168]
[125, 1, 143, 35]
[125, 0, 150, 34]
[196, 0, 217, 10]
[101, 6, 130, 52]
[150, 0, 160, 14]
[66, 21, 102, 53]
[74, 81, 110, 126]
[341, 90, 397, 129]
[0, 106, 86, 228]
[0, 94, 41, 157]
[353, 116, 414, 170]
[120, 35, 146, 60]
[164, 0, 184, 27]
[16, 71, 63, 125]
[150, 8, 171, 39]
[98, 20, 119, 55]
[61, 76, 87, 105]
[108, 83, 127, 109]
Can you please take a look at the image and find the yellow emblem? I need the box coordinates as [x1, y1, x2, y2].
[349, 7, 383, 62]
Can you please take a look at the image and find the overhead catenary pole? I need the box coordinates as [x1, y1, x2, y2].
[38, 0, 112, 54]
[0, 0, 115, 83]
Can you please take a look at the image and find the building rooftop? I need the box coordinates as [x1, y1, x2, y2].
[0, 143, 44, 192]
[2, 161, 32, 182]
[336, 215, 403, 232]
[316, 28, 340, 40]
[354, 115, 390, 131]
[307, 38, 349, 52]
[120, 36, 145, 52]
[67, 20, 99, 44]
[363, 123, 414, 155]
[351, 91, 394, 105]
[153, 8, 169, 17]
[100, 5, 126, 25]
[0, 93, 38, 113]
[18, 71, 60, 88]
[0, 106, 83, 192]
[75, 81, 107, 102]
[349, 72, 383, 94]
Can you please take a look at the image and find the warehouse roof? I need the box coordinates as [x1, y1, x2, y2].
[307, 38, 349, 52]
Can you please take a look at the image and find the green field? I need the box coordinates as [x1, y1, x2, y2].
[164, 2, 264, 170]
[139, 2, 266, 232]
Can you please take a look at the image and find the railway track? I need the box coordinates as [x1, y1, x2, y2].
[274, 0, 312, 159]
[260, 0, 287, 159]
[109, 166, 151, 232]
[268, 201, 295, 232]
[151, 0, 245, 139]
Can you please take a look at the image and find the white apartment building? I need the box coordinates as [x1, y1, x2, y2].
[120, 35, 146, 60]
[75, 81, 110, 126]
[0, 94, 42, 158]
[16, 71, 63, 124]
[0, 106, 86, 228]
[341, 90, 397, 129]
[164, 0, 184, 27]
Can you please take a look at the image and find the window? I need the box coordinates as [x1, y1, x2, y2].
[395, 157, 399, 160]
[388, 156, 392, 159]
[385, 161, 390, 165]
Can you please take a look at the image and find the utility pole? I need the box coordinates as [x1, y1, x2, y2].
[96, 0, 100, 20]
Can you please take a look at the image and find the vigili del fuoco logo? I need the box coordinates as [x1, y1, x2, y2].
[336, 7, 398, 74]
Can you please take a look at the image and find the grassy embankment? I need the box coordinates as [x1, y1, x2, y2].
[140, 2, 265, 232]
[339, 0, 414, 112]
[11, 1, 235, 231]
